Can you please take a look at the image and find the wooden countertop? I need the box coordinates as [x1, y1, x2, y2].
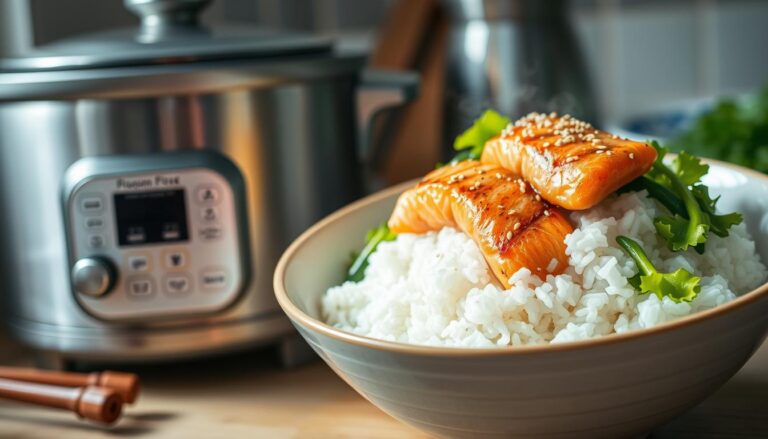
[1, 332, 767, 438]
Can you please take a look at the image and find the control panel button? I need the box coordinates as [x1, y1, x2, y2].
[125, 254, 151, 272]
[164, 274, 192, 295]
[125, 226, 146, 244]
[126, 277, 155, 299]
[84, 217, 105, 230]
[196, 185, 220, 205]
[200, 206, 220, 223]
[79, 196, 104, 214]
[200, 269, 227, 291]
[87, 234, 105, 249]
[163, 249, 189, 270]
[198, 226, 222, 241]
[71, 257, 116, 298]
[162, 223, 182, 240]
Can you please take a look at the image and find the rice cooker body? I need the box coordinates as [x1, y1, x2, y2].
[0, 55, 368, 361]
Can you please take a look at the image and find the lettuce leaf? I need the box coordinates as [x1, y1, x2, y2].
[452, 110, 510, 161]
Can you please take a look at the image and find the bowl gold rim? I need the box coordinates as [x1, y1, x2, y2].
[274, 158, 768, 357]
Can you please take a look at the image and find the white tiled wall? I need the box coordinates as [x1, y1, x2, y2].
[715, 0, 768, 93]
[571, 0, 768, 121]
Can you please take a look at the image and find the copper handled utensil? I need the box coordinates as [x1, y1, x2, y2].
[0, 367, 140, 404]
[0, 378, 123, 424]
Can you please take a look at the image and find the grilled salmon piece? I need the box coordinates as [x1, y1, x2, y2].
[388, 160, 573, 287]
[481, 112, 657, 210]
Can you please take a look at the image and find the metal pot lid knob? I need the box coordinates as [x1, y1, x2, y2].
[125, 0, 210, 28]
[125, 0, 211, 43]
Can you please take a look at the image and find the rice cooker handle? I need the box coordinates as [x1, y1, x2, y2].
[357, 70, 420, 188]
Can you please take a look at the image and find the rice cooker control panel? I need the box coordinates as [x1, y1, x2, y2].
[63, 152, 249, 321]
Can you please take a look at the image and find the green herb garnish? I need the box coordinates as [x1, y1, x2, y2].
[451, 109, 510, 163]
[690, 184, 743, 238]
[646, 144, 709, 252]
[346, 224, 397, 282]
[639, 141, 742, 252]
[616, 236, 701, 303]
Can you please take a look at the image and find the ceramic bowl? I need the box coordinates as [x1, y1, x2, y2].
[274, 160, 768, 439]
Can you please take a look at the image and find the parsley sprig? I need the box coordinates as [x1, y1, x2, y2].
[616, 236, 701, 303]
[630, 141, 742, 253]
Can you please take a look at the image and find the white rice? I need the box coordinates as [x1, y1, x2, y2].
[322, 191, 767, 347]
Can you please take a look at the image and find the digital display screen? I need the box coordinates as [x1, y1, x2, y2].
[114, 190, 189, 246]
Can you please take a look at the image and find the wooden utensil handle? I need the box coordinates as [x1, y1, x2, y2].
[0, 378, 123, 424]
[0, 367, 139, 404]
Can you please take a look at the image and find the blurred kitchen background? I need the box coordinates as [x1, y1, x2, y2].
[3, 0, 767, 118]
[3, 0, 767, 183]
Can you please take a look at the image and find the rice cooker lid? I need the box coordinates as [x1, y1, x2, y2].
[0, 0, 332, 73]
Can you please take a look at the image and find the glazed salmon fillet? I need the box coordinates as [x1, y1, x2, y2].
[388, 160, 573, 287]
[481, 112, 657, 210]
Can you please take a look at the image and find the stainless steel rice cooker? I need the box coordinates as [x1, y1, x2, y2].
[0, 0, 417, 364]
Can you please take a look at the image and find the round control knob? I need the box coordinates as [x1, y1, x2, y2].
[72, 257, 116, 298]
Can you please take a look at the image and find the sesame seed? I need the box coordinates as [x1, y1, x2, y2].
[514, 222, 521, 231]
[535, 194, 541, 201]
[596, 150, 604, 154]
[506, 231, 513, 240]
[544, 210, 550, 216]
[629, 153, 635, 159]
[495, 172, 503, 179]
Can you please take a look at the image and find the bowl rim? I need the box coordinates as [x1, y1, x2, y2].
[274, 158, 768, 357]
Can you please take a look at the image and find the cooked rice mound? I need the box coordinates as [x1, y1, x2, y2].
[322, 191, 767, 347]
